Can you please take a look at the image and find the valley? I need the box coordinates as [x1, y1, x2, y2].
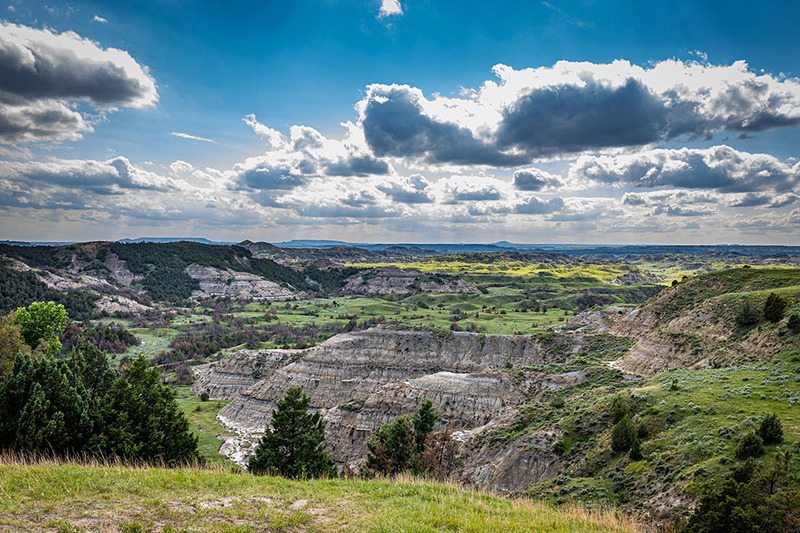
[1, 241, 799, 531]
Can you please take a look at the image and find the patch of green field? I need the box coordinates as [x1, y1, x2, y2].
[174, 386, 235, 466]
[123, 327, 177, 360]
[0, 459, 643, 532]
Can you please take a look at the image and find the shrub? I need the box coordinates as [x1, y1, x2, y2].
[763, 293, 787, 323]
[757, 413, 783, 445]
[734, 431, 764, 459]
[787, 314, 800, 334]
[200, 391, 210, 402]
[735, 299, 760, 327]
[611, 414, 637, 454]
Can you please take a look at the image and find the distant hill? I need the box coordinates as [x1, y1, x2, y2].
[116, 237, 235, 245]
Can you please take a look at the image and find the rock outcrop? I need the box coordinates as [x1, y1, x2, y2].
[191, 349, 299, 400]
[184, 265, 299, 300]
[212, 327, 581, 471]
[338, 266, 473, 295]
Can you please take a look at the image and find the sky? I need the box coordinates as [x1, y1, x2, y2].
[1, 1, 800, 244]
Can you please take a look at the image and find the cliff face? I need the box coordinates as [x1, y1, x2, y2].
[338, 267, 473, 295]
[184, 265, 299, 300]
[217, 328, 570, 434]
[191, 348, 299, 400]
[210, 327, 583, 481]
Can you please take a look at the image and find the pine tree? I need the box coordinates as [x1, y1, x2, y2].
[248, 386, 335, 478]
[763, 293, 787, 323]
[757, 413, 783, 445]
[611, 414, 637, 454]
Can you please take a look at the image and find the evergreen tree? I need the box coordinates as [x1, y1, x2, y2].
[366, 415, 415, 475]
[248, 386, 334, 478]
[763, 293, 787, 323]
[0, 352, 93, 454]
[757, 413, 783, 445]
[89, 355, 199, 465]
[412, 399, 438, 452]
[367, 399, 444, 476]
[611, 414, 637, 454]
[734, 431, 764, 460]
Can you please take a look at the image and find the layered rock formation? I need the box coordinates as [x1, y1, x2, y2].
[185, 265, 299, 300]
[191, 349, 299, 400]
[338, 266, 473, 295]
[211, 327, 582, 471]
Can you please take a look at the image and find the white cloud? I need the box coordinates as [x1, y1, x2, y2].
[569, 145, 800, 193]
[0, 21, 157, 144]
[92, 15, 107, 23]
[171, 132, 217, 143]
[378, 0, 403, 18]
[356, 60, 800, 165]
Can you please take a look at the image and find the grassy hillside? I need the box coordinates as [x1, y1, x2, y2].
[0, 458, 642, 533]
[511, 349, 800, 524]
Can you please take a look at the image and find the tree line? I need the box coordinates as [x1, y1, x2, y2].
[0, 302, 198, 464]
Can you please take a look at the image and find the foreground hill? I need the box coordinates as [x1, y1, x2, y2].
[0, 459, 641, 533]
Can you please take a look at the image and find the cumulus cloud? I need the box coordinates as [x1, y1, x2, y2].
[92, 15, 107, 23]
[766, 194, 799, 208]
[0, 156, 180, 195]
[513, 196, 565, 214]
[729, 193, 771, 207]
[0, 21, 157, 144]
[235, 115, 388, 193]
[570, 145, 800, 193]
[512, 167, 562, 191]
[355, 60, 800, 165]
[376, 174, 434, 204]
[378, 0, 403, 18]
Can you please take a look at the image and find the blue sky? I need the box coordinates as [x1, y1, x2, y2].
[1, 0, 799, 243]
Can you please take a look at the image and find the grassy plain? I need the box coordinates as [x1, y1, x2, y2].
[0, 459, 643, 533]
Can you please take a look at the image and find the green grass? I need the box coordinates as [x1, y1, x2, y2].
[0, 459, 642, 532]
[526, 349, 800, 517]
[174, 386, 235, 466]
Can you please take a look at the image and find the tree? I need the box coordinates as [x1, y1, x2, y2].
[366, 415, 415, 475]
[13, 301, 68, 356]
[367, 399, 448, 477]
[757, 413, 783, 445]
[248, 386, 334, 478]
[412, 399, 438, 452]
[735, 431, 764, 460]
[89, 355, 199, 465]
[763, 293, 787, 323]
[611, 414, 637, 454]
[0, 312, 29, 382]
[683, 451, 799, 533]
[0, 352, 93, 454]
[787, 314, 800, 334]
[735, 299, 760, 327]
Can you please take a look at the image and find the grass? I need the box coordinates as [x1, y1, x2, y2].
[0, 457, 643, 533]
[174, 386, 235, 466]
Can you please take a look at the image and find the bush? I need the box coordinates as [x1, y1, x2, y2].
[628, 435, 643, 460]
[200, 391, 209, 402]
[611, 414, 637, 454]
[735, 299, 761, 327]
[787, 314, 800, 334]
[763, 293, 787, 323]
[757, 413, 783, 445]
[734, 431, 764, 459]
